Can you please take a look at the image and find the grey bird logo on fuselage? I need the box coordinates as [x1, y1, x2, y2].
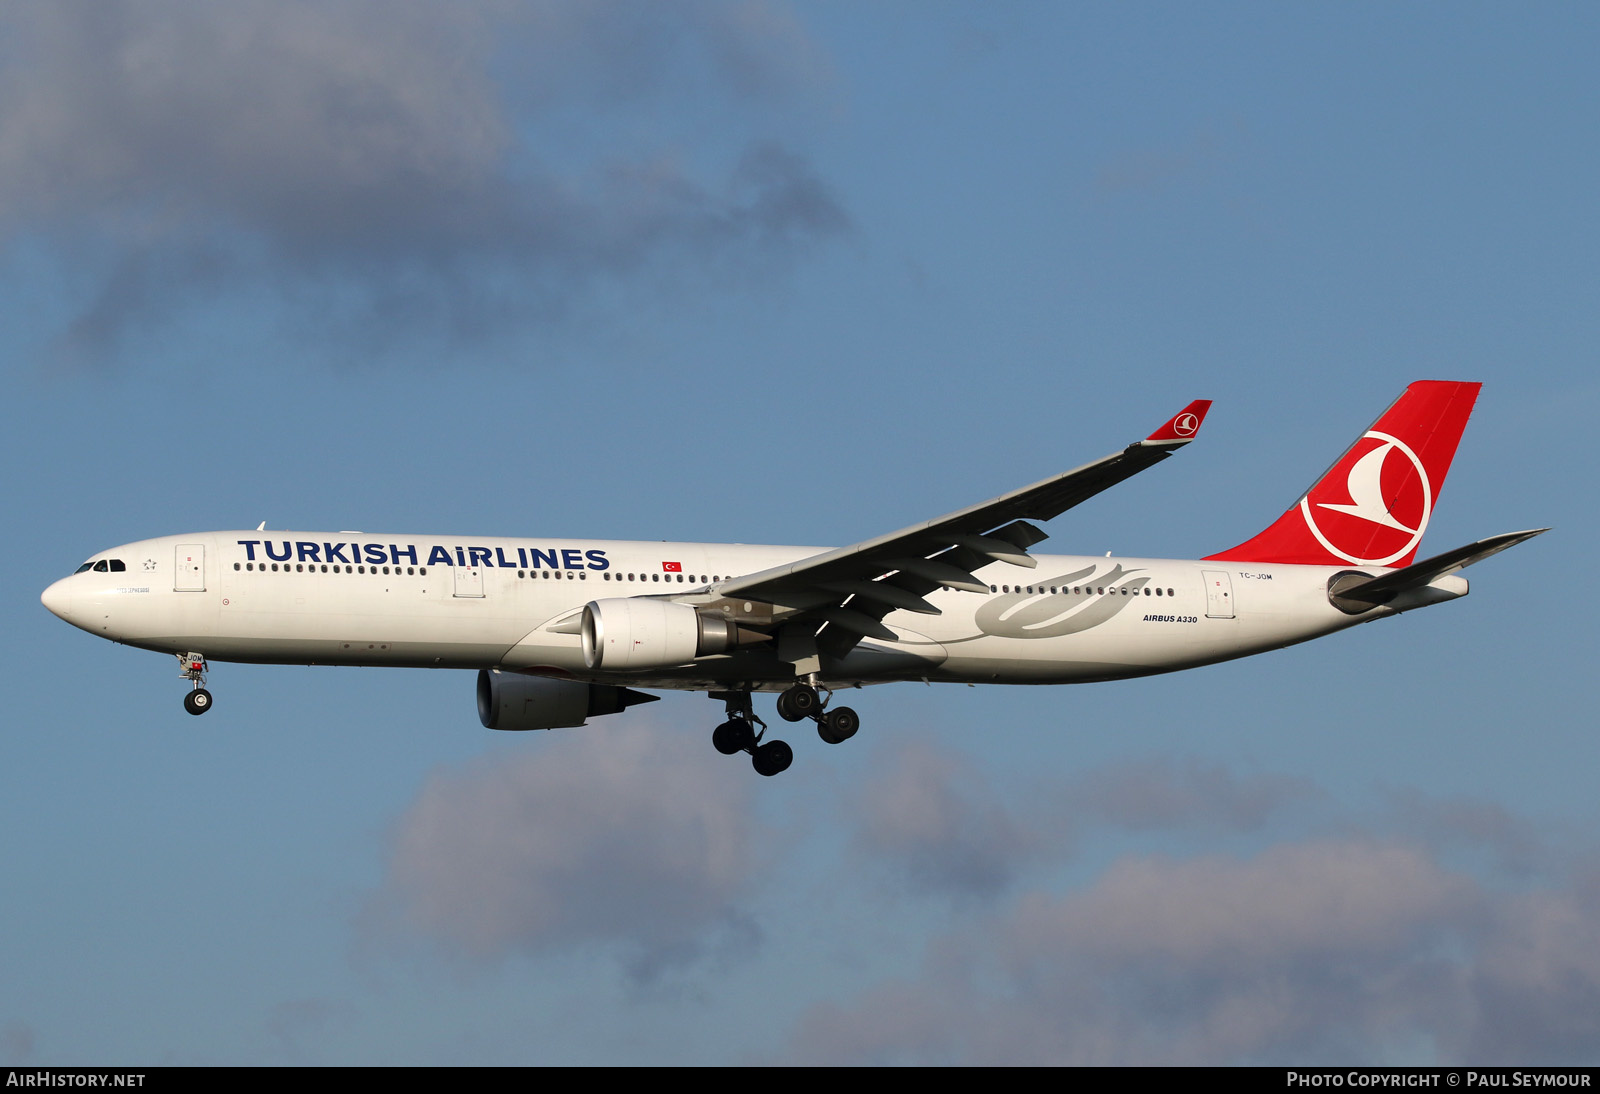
[970, 563, 1149, 640]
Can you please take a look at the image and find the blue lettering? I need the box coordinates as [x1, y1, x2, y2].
[455, 547, 466, 567]
[585, 549, 610, 571]
[518, 547, 528, 568]
[469, 546, 493, 568]
[495, 547, 516, 568]
[364, 543, 387, 565]
[237, 540, 260, 561]
[265, 541, 292, 562]
[528, 548, 558, 570]
[296, 542, 321, 563]
[391, 544, 418, 566]
[324, 542, 349, 564]
[561, 548, 584, 570]
[427, 545, 453, 567]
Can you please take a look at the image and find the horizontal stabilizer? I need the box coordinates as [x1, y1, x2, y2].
[1333, 528, 1548, 606]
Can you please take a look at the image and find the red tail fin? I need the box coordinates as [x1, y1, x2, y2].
[1204, 381, 1481, 568]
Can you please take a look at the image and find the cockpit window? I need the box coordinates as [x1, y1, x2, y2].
[75, 562, 93, 574]
[93, 560, 109, 572]
[109, 559, 125, 572]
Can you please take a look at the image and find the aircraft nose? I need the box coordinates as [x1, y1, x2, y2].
[41, 578, 74, 623]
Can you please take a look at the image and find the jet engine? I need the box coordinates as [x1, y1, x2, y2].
[476, 669, 658, 731]
[580, 598, 761, 671]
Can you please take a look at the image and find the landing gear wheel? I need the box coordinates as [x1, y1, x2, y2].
[752, 739, 793, 777]
[183, 688, 213, 716]
[712, 718, 755, 755]
[818, 706, 859, 744]
[777, 684, 820, 722]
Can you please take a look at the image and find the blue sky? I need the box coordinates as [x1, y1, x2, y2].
[3, 1, 1597, 1065]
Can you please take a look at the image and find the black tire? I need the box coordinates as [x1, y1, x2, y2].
[779, 684, 819, 721]
[184, 688, 213, 716]
[818, 706, 859, 744]
[712, 718, 754, 755]
[752, 739, 793, 777]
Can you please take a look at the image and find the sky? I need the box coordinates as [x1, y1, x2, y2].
[3, 1, 1597, 1066]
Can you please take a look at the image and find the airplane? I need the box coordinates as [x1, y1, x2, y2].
[41, 380, 1544, 777]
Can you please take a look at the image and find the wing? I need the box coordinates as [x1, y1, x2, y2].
[715, 400, 1212, 662]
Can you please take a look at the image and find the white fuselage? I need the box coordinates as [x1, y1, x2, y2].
[41, 530, 1418, 692]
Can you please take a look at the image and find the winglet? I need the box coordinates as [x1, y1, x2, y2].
[1142, 399, 1213, 445]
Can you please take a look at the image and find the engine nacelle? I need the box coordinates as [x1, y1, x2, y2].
[580, 598, 746, 671]
[476, 669, 658, 731]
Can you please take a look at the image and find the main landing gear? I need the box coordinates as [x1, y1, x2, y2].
[776, 682, 860, 746]
[708, 683, 863, 776]
[709, 691, 791, 777]
[178, 653, 213, 716]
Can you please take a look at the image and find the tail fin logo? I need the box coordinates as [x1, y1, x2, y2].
[1173, 412, 1200, 436]
[1300, 430, 1432, 566]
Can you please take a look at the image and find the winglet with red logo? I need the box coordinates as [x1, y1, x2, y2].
[1141, 399, 1213, 446]
[1205, 380, 1481, 568]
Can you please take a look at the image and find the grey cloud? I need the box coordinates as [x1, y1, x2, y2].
[0, 1, 848, 361]
[1094, 122, 1237, 196]
[789, 837, 1600, 1065]
[1015, 840, 1473, 969]
[852, 741, 1044, 900]
[266, 998, 358, 1064]
[1382, 787, 1544, 875]
[0, 1021, 35, 1065]
[1065, 756, 1319, 833]
[375, 724, 762, 977]
[850, 747, 1317, 901]
[1461, 877, 1600, 1061]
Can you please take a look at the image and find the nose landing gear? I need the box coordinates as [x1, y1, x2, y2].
[178, 653, 213, 716]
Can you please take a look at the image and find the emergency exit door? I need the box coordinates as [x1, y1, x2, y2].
[175, 544, 205, 592]
[1201, 569, 1234, 619]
